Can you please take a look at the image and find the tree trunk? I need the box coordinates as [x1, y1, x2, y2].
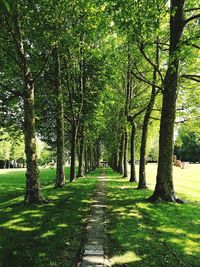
[84, 145, 89, 173]
[149, 0, 185, 203]
[118, 133, 124, 174]
[70, 124, 76, 182]
[138, 82, 157, 189]
[88, 146, 91, 172]
[24, 73, 45, 203]
[138, 36, 159, 189]
[4, 160, 7, 169]
[96, 140, 101, 167]
[52, 47, 65, 188]
[130, 123, 137, 182]
[90, 146, 94, 170]
[123, 131, 128, 177]
[113, 152, 118, 171]
[77, 133, 84, 177]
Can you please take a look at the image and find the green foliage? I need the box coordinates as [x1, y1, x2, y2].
[0, 0, 11, 13]
[0, 129, 25, 161]
[38, 145, 55, 166]
[175, 121, 200, 162]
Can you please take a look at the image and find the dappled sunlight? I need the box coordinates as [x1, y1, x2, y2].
[157, 227, 185, 235]
[1, 218, 38, 232]
[184, 240, 200, 255]
[129, 210, 143, 219]
[57, 223, 68, 228]
[0, 196, 23, 208]
[0, 167, 99, 267]
[111, 251, 142, 265]
[40, 230, 56, 238]
[106, 167, 200, 266]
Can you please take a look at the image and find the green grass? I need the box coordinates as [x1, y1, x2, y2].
[135, 163, 200, 202]
[0, 167, 99, 267]
[106, 165, 200, 267]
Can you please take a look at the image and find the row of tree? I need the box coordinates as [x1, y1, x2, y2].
[0, 0, 111, 203]
[104, 0, 200, 202]
[0, 0, 200, 203]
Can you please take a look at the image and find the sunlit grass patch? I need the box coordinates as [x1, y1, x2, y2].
[111, 251, 142, 265]
[130, 163, 200, 202]
[106, 167, 200, 267]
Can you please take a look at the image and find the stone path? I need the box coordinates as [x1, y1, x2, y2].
[79, 167, 110, 267]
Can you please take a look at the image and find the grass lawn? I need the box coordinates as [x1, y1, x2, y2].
[0, 167, 99, 267]
[106, 165, 200, 266]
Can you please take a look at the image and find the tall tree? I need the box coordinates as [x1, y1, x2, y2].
[0, 3, 46, 203]
[149, 0, 200, 202]
[52, 46, 65, 187]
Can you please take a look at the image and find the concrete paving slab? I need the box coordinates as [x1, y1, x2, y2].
[79, 167, 109, 267]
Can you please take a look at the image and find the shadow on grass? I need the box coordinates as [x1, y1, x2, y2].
[106, 168, 200, 267]
[0, 168, 100, 267]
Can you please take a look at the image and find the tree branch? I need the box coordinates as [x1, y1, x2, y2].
[64, 55, 76, 124]
[191, 44, 200, 50]
[133, 85, 150, 99]
[4, 13, 22, 57]
[181, 74, 200, 83]
[131, 66, 163, 92]
[184, 7, 200, 13]
[150, 116, 160, 121]
[184, 13, 200, 25]
[33, 48, 53, 82]
[133, 105, 148, 119]
[139, 43, 164, 83]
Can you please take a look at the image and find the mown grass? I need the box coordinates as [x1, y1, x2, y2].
[0, 167, 99, 267]
[106, 166, 200, 267]
[136, 163, 200, 202]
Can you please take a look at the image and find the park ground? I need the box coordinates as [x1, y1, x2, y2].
[0, 164, 199, 267]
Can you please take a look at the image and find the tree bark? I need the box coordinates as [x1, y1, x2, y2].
[96, 139, 101, 167]
[149, 0, 185, 203]
[24, 72, 45, 203]
[118, 133, 124, 174]
[123, 131, 128, 177]
[88, 146, 91, 172]
[52, 47, 65, 188]
[84, 145, 89, 173]
[113, 152, 118, 171]
[138, 79, 157, 188]
[4, 160, 7, 169]
[90, 146, 94, 170]
[70, 124, 77, 182]
[77, 132, 84, 177]
[130, 123, 137, 182]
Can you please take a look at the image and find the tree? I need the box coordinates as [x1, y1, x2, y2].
[52, 46, 65, 187]
[1, 3, 46, 203]
[149, 0, 200, 202]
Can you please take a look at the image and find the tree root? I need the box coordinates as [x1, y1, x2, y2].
[129, 179, 137, 183]
[148, 193, 185, 204]
[55, 183, 65, 188]
[137, 185, 148, 190]
[24, 194, 48, 204]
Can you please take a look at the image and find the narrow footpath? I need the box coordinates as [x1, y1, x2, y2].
[79, 167, 110, 267]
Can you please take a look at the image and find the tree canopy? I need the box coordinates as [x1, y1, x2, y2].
[0, 0, 200, 203]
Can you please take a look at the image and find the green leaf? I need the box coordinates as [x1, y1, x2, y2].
[0, 0, 10, 12]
